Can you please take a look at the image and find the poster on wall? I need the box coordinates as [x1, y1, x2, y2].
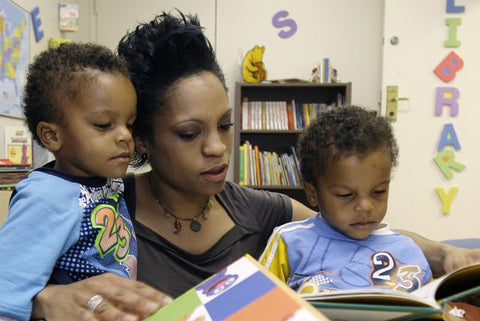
[59, 2, 79, 31]
[4, 125, 32, 165]
[0, 0, 30, 119]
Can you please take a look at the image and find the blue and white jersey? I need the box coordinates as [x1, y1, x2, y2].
[260, 215, 432, 294]
[0, 162, 137, 321]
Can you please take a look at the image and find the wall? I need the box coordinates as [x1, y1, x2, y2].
[0, 0, 383, 162]
[380, 0, 480, 240]
[0, 0, 92, 165]
[93, 0, 216, 52]
[0, 0, 93, 221]
[216, 0, 383, 110]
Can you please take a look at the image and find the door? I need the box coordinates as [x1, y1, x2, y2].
[381, 0, 479, 240]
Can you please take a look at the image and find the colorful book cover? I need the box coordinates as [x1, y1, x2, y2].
[147, 255, 328, 321]
[4, 125, 32, 166]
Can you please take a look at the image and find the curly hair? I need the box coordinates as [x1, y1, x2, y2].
[23, 42, 130, 146]
[297, 106, 399, 186]
[117, 10, 226, 167]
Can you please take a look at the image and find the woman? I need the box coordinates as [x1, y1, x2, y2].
[33, 11, 480, 321]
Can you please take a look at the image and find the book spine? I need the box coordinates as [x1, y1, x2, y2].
[245, 143, 250, 185]
[241, 99, 249, 130]
[303, 103, 310, 127]
[254, 145, 261, 186]
[291, 100, 298, 130]
[239, 144, 246, 185]
[261, 101, 267, 130]
[286, 101, 294, 130]
[290, 146, 301, 182]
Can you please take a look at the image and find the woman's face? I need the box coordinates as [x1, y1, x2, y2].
[141, 72, 233, 196]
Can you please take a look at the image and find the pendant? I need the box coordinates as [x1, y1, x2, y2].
[174, 220, 182, 234]
[190, 218, 202, 232]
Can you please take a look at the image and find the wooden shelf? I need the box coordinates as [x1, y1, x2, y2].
[233, 81, 352, 208]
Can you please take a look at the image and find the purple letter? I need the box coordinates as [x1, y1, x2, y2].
[272, 11, 297, 39]
[435, 87, 459, 116]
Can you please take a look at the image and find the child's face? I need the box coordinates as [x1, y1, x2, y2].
[311, 148, 392, 240]
[54, 72, 136, 178]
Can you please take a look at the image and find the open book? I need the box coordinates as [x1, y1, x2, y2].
[147, 254, 328, 321]
[301, 262, 480, 321]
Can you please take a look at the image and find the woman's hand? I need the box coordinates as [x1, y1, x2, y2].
[443, 246, 480, 273]
[396, 229, 480, 277]
[33, 273, 172, 321]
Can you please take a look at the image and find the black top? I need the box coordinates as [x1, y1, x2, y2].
[123, 174, 292, 297]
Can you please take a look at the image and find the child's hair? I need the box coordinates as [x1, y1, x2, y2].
[117, 10, 226, 167]
[23, 42, 130, 146]
[298, 106, 399, 185]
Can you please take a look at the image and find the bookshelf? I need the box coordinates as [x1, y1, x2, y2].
[233, 81, 352, 208]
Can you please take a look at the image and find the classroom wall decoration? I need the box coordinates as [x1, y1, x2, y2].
[31, 6, 44, 42]
[433, 0, 465, 215]
[272, 10, 297, 39]
[59, 2, 79, 32]
[242, 45, 267, 83]
[0, 0, 30, 119]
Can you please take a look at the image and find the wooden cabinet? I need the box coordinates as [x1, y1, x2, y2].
[233, 82, 352, 208]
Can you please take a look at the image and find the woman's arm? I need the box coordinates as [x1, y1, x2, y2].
[32, 273, 172, 321]
[396, 229, 480, 277]
[290, 198, 316, 222]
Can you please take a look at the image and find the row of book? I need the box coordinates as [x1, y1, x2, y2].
[240, 98, 343, 131]
[0, 159, 32, 190]
[239, 141, 302, 187]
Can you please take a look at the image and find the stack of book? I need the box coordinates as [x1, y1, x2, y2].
[240, 99, 341, 131]
[0, 159, 31, 190]
[239, 142, 301, 187]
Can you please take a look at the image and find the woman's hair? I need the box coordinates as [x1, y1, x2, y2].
[297, 106, 399, 185]
[117, 10, 226, 167]
[23, 42, 129, 145]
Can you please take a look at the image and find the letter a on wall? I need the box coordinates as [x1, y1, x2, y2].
[437, 123, 461, 151]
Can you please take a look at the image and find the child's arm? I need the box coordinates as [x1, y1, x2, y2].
[0, 182, 81, 320]
[259, 229, 291, 283]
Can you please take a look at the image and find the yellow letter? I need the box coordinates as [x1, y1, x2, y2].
[435, 187, 458, 215]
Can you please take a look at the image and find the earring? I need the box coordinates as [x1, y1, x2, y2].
[141, 153, 148, 160]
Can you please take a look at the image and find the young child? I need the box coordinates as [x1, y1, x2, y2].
[0, 43, 138, 320]
[260, 106, 432, 295]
